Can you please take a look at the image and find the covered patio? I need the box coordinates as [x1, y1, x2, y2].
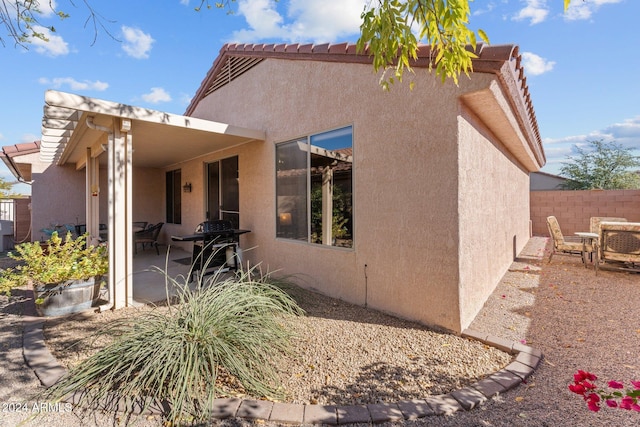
[40, 90, 265, 311]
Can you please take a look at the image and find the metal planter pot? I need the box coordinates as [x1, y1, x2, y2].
[34, 276, 104, 317]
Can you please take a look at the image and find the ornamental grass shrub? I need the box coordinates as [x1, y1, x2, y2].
[40, 262, 304, 424]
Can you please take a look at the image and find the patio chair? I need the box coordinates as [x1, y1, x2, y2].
[546, 216, 590, 263]
[595, 221, 640, 275]
[132, 221, 148, 231]
[589, 216, 627, 239]
[134, 222, 164, 255]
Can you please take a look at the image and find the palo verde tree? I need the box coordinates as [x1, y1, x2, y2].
[560, 140, 640, 190]
[2, 0, 575, 85]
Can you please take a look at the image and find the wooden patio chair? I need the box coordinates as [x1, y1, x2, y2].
[134, 222, 164, 255]
[546, 216, 590, 263]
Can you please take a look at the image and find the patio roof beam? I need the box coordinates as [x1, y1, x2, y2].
[43, 105, 81, 121]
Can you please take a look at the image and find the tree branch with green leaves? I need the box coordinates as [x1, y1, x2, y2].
[560, 140, 640, 190]
[357, 0, 574, 88]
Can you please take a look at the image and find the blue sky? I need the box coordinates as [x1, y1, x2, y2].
[1, 0, 638, 195]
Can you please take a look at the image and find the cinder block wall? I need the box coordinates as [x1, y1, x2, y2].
[530, 190, 640, 236]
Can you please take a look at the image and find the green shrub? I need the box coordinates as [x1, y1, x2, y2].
[40, 264, 303, 424]
[0, 232, 107, 296]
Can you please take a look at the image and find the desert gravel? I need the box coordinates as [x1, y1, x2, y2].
[2, 236, 639, 426]
[44, 286, 511, 406]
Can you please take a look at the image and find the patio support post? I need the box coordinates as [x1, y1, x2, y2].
[85, 148, 100, 242]
[108, 119, 134, 309]
[321, 167, 333, 245]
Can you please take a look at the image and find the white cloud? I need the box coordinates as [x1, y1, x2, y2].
[230, 0, 366, 43]
[180, 0, 190, 5]
[521, 52, 555, 76]
[38, 77, 109, 91]
[141, 87, 172, 104]
[564, 0, 622, 21]
[30, 25, 69, 56]
[472, 2, 497, 16]
[179, 92, 193, 106]
[39, 0, 58, 17]
[542, 116, 640, 174]
[0, 132, 4, 141]
[121, 26, 154, 59]
[513, 0, 549, 25]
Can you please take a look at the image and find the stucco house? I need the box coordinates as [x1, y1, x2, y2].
[4, 42, 544, 333]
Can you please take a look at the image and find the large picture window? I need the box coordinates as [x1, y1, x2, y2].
[166, 169, 182, 224]
[276, 126, 353, 248]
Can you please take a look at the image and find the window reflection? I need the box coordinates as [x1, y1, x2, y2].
[276, 127, 353, 248]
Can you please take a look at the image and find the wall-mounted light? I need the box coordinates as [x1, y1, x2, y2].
[182, 182, 192, 193]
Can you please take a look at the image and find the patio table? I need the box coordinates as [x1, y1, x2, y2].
[575, 231, 598, 267]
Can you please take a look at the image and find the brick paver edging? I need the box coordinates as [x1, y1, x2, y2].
[23, 310, 542, 425]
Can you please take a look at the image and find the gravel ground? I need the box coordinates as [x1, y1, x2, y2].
[2, 237, 639, 426]
[44, 286, 511, 406]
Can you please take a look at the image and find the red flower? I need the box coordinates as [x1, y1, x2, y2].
[606, 400, 618, 408]
[586, 393, 601, 412]
[632, 404, 640, 412]
[620, 396, 635, 410]
[574, 370, 597, 382]
[608, 380, 624, 389]
[569, 383, 586, 395]
[582, 381, 597, 390]
[631, 380, 640, 390]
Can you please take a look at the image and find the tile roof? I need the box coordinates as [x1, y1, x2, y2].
[0, 141, 40, 181]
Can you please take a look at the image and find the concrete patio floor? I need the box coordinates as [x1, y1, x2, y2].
[131, 244, 215, 305]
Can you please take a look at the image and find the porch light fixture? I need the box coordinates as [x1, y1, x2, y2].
[183, 182, 192, 193]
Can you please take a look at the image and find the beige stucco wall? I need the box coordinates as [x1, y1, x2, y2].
[30, 155, 96, 241]
[131, 167, 165, 232]
[29, 152, 164, 242]
[457, 107, 531, 330]
[176, 58, 532, 332]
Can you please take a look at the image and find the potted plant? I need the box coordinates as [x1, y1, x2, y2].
[0, 231, 108, 316]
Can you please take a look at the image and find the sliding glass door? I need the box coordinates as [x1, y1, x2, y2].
[206, 156, 239, 228]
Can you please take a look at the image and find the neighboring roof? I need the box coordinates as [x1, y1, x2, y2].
[0, 141, 40, 181]
[185, 42, 545, 171]
[531, 171, 567, 180]
[530, 171, 569, 191]
[39, 91, 266, 167]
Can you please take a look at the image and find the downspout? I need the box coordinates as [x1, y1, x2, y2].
[85, 117, 114, 312]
